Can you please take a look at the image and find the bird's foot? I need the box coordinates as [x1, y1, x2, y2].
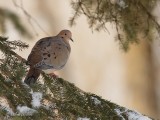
[49, 73, 59, 79]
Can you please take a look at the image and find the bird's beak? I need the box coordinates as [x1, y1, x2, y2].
[70, 38, 74, 42]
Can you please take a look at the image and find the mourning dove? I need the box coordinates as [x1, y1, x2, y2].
[24, 30, 73, 85]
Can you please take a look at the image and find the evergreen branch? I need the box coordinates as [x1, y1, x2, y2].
[69, 0, 82, 26]
[0, 74, 17, 112]
[138, 1, 160, 34]
[41, 74, 153, 119]
[0, 38, 154, 119]
[70, 0, 159, 51]
[0, 37, 27, 63]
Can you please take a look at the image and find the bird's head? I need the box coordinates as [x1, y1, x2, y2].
[58, 30, 73, 42]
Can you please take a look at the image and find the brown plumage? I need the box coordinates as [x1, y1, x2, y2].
[24, 30, 73, 85]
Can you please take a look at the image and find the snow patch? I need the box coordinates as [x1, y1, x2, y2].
[114, 109, 126, 120]
[77, 117, 90, 120]
[17, 106, 37, 116]
[114, 109, 152, 120]
[127, 111, 152, 120]
[116, 0, 127, 9]
[91, 96, 101, 105]
[31, 92, 42, 108]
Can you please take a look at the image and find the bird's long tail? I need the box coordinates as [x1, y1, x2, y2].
[24, 67, 41, 85]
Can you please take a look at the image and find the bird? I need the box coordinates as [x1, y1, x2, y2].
[24, 30, 73, 85]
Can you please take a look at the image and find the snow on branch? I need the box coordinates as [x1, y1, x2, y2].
[31, 92, 43, 108]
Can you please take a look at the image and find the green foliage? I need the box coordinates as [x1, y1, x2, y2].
[0, 36, 29, 54]
[0, 8, 32, 38]
[70, 0, 159, 51]
[0, 37, 153, 119]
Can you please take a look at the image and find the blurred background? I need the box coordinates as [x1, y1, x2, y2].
[0, 0, 160, 119]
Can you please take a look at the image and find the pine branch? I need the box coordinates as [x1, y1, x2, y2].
[70, 0, 159, 51]
[0, 38, 154, 119]
[0, 36, 28, 63]
[138, 1, 160, 34]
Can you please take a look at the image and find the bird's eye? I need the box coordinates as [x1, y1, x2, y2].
[65, 33, 67, 35]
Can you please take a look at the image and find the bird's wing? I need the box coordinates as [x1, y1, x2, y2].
[27, 37, 53, 67]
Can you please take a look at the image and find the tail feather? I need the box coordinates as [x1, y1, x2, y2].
[24, 67, 41, 85]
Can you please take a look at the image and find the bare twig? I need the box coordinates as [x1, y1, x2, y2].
[12, 0, 50, 36]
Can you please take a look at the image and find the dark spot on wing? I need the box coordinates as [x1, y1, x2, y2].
[43, 53, 47, 55]
[44, 58, 47, 60]
[48, 54, 50, 57]
[59, 47, 61, 49]
[54, 57, 57, 59]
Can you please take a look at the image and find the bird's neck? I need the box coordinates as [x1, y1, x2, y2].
[63, 39, 71, 52]
[62, 38, 69, 45]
